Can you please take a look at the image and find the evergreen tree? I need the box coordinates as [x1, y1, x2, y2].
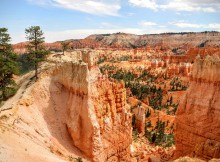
[61, 41, 70, 55]
[17, 54, 34, 74]
[170, 96, 173, 106]
[132, 114, 136, 127]
[0, 28, 19, 101]
[146, 108, 151, 117]
[25, 26, 48, 79]
[151, 132, 156, 143]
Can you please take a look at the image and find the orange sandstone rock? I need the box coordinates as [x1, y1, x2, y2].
[174, 55, 220, 160]
[52, 55, 132, 161]
[134, 106, 145, 134]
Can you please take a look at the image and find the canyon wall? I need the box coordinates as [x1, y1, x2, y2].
[0, 51, 132, 162]
[174, 55, 220, 160]
[51, 55, 132, 161]
[86, 32, 220, 49]
[13, 32, 220, 54]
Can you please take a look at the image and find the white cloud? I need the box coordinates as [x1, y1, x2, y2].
[128, 0, 220, 12]
[170, 21, 220, 29]
[207, 23, 220, 29]
[139, 21, 157, 27]
[184, 0, 220, 5]
[27, 0, 121, 16]
[170, 22, 202, 28]
[160, 1, 216, 13]
[128, 0, 158, 11]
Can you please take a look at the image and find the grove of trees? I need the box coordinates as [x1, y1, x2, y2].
[0, 26, 49, 103]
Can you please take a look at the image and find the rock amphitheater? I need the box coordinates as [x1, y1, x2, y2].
[1, 32, 220, 162]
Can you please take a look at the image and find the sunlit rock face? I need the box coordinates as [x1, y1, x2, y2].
[134, 106, 145, 134]
[52, 53, 132, 162]
[174, 55, 220, 160]
[13, 32, 220, 55]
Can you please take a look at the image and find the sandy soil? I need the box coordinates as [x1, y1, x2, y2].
[0, 66, 86, 162]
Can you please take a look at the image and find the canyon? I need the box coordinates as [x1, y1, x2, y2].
[1, 32, 220, 162]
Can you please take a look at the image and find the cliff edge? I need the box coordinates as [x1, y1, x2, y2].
[0, 52, 132, 162]
[53, 54, 132, 161]
[174, 55, 220, 160]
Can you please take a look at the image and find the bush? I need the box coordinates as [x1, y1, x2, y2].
[3, 87, 18, 99]
[163, 134, 175, 147]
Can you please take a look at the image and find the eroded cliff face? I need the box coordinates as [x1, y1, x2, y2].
[51, 55, 132, 161]
[174, 55, 220, 160]
[86, 32, 220, 49]
[0, 51, 132, 162]
[13, 32, 220, 55]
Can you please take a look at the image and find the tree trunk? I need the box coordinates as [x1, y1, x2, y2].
[35, 62, 38, 79]
[34, 30, 38, 79]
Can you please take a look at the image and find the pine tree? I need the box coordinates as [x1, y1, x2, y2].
[151, 132, 156, 143]
[146, 108, 151, 117]
[170, 96, 173, 106]
[25, 26, 48, 79]
[61, 41, 70, 55]
[0, 28, 19, 101]
[132, 114, 136, 127]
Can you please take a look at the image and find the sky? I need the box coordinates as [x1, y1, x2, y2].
[1, 0, 220, 43]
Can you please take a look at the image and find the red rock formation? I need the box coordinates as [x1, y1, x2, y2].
[166, 63, 193, 77]
[134, 106, 145, 134]
[162, 55, 190, 64]
[0, 51, 132, 162]
[86, 32, 220, 49]
[186, 48, 220, 62]
[13, 32, 220, 55]
[52, 54, 132, 162]
[13, 42, 27, 54]
[174, 55, 220, 160]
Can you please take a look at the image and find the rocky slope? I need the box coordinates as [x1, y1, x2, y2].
[174, 55, 220, 160]
[0, 52, 132, 162]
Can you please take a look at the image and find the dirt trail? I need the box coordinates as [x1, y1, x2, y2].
[0, 71, 34, 112]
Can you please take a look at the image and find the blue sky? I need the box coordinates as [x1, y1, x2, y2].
[1, 0, 220, 43]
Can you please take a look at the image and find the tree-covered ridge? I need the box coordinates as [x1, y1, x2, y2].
[0, 26, 49, 104]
